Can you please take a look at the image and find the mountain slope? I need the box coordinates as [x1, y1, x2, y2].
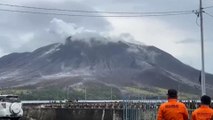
[0, 36, 212, 97]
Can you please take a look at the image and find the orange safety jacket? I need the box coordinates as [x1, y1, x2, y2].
[157, 99, 189, 120]
[191, 105, 213, 120]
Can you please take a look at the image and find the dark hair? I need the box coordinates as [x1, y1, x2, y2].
[201, 95, 211, 105]
[167, 89, 177, 98]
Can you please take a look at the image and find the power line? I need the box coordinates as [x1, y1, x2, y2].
[0, 8, 193, 17]
[0, 3, 194, 15]
[203, 5, 213, 9]
[204, 12, 213, 18]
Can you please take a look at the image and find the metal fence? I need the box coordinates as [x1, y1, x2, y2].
[122, 98, 199, 120]
[122, 100, 158, 120]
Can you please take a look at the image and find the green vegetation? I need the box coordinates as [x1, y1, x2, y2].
[0, 85, 199, 100]
[0, 88, 67, 100]
[123, 86, 199, 100]
[0, 86, 121, 100]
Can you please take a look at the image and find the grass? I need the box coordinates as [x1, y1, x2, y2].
[123, 86, 199, 100]
[0, 85, 200, 100]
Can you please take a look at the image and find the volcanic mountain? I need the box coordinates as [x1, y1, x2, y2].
[0, 36, 212, 98]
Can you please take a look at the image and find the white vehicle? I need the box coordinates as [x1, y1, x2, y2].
[0, 95, 23, 120]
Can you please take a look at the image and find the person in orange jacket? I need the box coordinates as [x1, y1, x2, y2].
[157, 89, 189, 120]
[191, 95, 213, 120]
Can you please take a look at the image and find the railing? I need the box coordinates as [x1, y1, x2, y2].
[22, 99, 202, 120]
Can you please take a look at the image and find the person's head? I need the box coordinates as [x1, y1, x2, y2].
[201, 95, 211, 105]
[167, 89, 177, 99]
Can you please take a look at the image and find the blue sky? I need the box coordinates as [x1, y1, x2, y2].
[0, 0, 213, 74]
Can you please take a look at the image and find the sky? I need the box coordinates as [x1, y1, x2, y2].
[0, 0, 213, 74]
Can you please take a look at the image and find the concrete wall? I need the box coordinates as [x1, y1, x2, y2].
[21, 108, 123, 120]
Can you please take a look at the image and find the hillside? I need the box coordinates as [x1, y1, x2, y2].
[0, 36, 212, 99]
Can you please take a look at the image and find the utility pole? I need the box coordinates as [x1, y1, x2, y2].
[84, 87, 87, 100]
[110, 87, 112, 100]
[66, 86, 69, 100]
[177, 84, 180, 98]
[199, 0, 206, 95]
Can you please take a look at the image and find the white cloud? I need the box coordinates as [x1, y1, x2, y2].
[0, 0, 111, 55]
[0, 0, 213, 74]
[108, 17, 189, 56]
[33, 17, 213, 74]
[19, 33, 34, 42]
[106, 17, 213, 73]
[47, 18, 106, 43]
[47, 18, 85, 38]
[46, 18, 142, 46]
